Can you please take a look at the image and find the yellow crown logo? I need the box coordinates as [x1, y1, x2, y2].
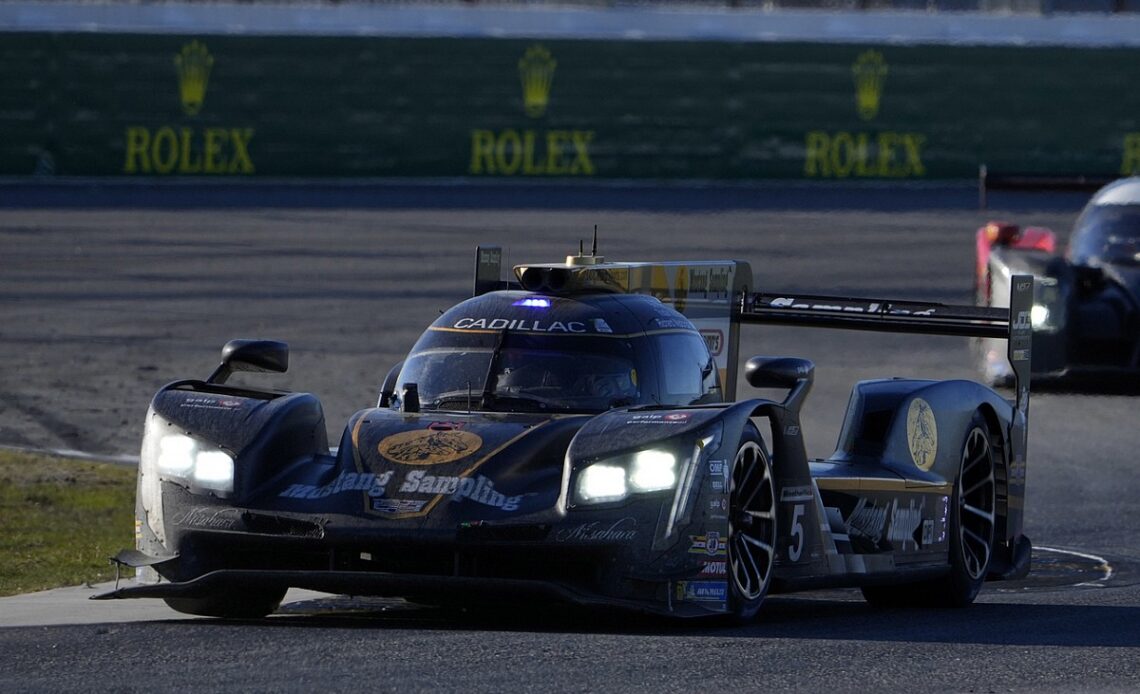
[518, 44, 556, 118]
[852, 50, 888, 121]
[175, 41, 214, 116]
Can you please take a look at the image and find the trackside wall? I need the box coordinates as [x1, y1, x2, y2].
[3, 32, 1139, 180]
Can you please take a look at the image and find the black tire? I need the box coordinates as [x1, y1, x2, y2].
[164, 586, 288, 619]
[726, 425, 777, 622]
[862, 410, 997, 608]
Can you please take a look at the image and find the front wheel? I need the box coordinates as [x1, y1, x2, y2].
[727, 425, 776, 621]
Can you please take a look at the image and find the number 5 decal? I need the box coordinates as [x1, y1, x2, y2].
[788, 504, 805, 561]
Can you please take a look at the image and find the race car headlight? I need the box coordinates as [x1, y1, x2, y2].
[574, 448, 678, 505]
[628, 450, 677, 492]
[576, 464, 628, 504]
[1030, 304, 1050, 328]
[146, 427, 235, 494]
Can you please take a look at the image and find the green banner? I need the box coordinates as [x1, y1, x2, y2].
[3, 32, 1139, 180]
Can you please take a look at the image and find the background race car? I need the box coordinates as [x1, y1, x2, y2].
[97, 244, 1034, 620]
[976, 176, 1140, 385]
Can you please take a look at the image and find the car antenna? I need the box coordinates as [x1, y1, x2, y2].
[568, 226, 604, 266]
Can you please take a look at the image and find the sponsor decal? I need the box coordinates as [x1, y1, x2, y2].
[124, 41, 256, 175]
[767, 297, 936, 317]
[172, 506, 241, 530]
[627, 412, 691, 425]
[843, 496, 936, 551]
[592, 318, 613, 334]
[853, 49, 888, 121]
[395, 470, 525, 512]
[1008, 456, 1027, 484]
[452, 317, 589, 333]
[784, 424, 801, 437]
[699, 329, 724, 357]
[689, 531, 727, 557]
[709, 497, 728, 515]
[779, 485, 813, 502]
[804, 51, 925, 180]
[179, 395, 244, 410]
[427, 421, 465, 431]
[846, 498, 888, 544]
[698, 560, 727, 577]
[937, 495, 950, 544]
[555, 517, 637, 542]
[469, 44, 595, 177]
[906, 398, 938, 471]
[886, 497, 925, 550]
[1012, 310, 1032, 331]
[675, 580, 728, 603]
[370, 498, 428, 515]
[686, 266, 732, 298]
[279, 470, 394, 500]
[378, 428, 483, 466]
[649, 317, 695, 330]
[709, 459, 727, 493]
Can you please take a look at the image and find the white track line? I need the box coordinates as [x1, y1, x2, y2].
[0, 443, 138, 467]
[1036, 545, 1114, 587]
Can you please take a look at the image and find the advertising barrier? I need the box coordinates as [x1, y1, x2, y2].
[3, 32, 1139, 180]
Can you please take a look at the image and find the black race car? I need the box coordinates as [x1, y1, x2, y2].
[976, 176, 1140, 385]
[97, 247, 1034, 620]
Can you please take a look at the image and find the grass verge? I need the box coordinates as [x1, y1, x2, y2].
[0, 450, 135, 597]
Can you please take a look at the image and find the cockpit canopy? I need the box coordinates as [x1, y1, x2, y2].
[1069, 178, 1140, 267]
[392, 291, 720, 414]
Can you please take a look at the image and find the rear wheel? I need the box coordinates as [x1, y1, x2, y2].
[862, 410, 997, 608]
[164, 586, 288, 619]
[727, 426, 776, 621]
[943, 412, 998, 605]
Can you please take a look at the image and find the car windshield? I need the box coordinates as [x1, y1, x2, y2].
[1070, 205, 1140, 266]
[396, 333, 642, 414]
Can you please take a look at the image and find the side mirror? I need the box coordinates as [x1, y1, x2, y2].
[745, 356, 814, 389]
[377, 361, 404, 408]
[206, 339, 289, 384]
[745, 356, 814, 414]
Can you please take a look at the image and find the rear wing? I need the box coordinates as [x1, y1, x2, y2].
[472, 247, 1032, 414]
[978, 164, 1113, 210]
[738, 280, 1033, 417]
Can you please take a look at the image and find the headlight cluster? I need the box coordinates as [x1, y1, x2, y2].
[573, 426, 722, 506]
[1030, 304, 1050, 329]
[575, 449, 678, 504]
[142, 418, 235, 495]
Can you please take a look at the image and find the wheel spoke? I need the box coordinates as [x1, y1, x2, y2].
[742, 465, 770, 509]
[962, 503, 994, 524]
[741, 533, 774, 555]
[962, 525, 991, 549]
[744, 509, 774, 521]
[963, 476, 992, 497]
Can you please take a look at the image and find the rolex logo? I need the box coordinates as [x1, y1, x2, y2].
[852, 50, 888, 121]
[175, 41, 214, 116]
[518, 44, 556, 118]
